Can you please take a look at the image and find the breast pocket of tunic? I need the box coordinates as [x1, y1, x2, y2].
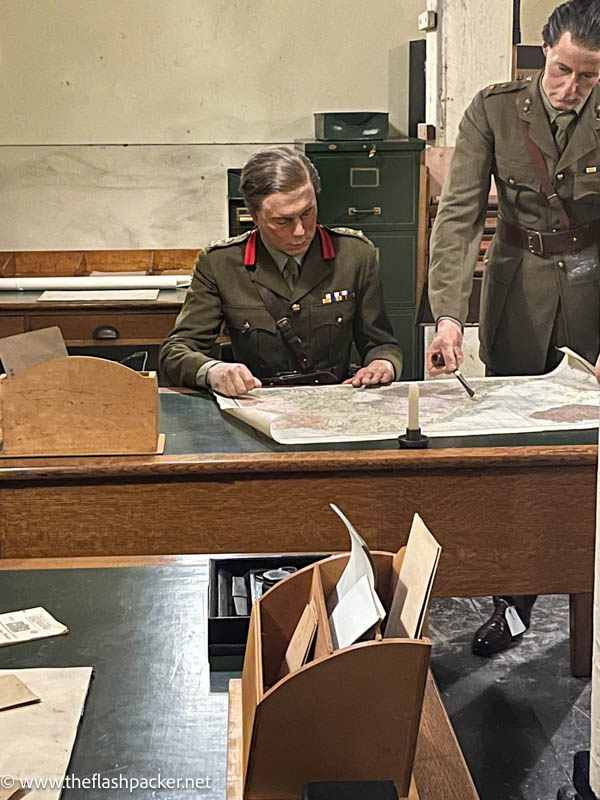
[310, 301, 356, 366]
[223, 306, 279, 366]
[573, 172, 600, 208]
[494, 157, 543, 217]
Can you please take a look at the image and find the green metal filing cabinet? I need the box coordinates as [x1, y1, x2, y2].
[297, 139, 425, 380]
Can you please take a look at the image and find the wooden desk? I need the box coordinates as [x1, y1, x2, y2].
[0, 248, 195, 364]
[0, 556, 479, 800]
[0, 288, 187, 346]
[0, 390, 596, 675]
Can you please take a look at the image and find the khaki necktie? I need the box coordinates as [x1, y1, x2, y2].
[554, 111, 577, 155]
[282, 256, 299, 290]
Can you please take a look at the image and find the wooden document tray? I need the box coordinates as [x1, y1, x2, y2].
[229, 551, 431, 800]
[0, 355, 163, 457]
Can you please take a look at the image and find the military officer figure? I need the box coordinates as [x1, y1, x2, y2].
[426, 0, 600, 656]
[160, 147, 403, 395]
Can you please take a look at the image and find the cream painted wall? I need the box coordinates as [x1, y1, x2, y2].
[0, 0, 562, 250]
[0, 0, 423, 145]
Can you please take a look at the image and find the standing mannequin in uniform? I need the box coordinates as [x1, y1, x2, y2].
[426, 0, 600, 656]
[160, 147, 402, 394]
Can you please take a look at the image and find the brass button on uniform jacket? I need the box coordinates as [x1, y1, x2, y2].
[159, 225, 403, 388]
[428, 72, 600, 375]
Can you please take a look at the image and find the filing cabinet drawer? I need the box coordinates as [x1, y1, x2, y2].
[310, 152, 420, 229]
[371, 231, 417, 306]
[0, 316, 26, 339]
[30, 313, 177, 344]
[386, 309, 423, 381]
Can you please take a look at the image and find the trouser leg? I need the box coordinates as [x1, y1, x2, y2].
[494, 594, 537, 627]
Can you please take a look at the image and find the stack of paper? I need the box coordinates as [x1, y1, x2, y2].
[326, 504, 386, 650]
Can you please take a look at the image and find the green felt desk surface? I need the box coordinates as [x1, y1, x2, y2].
[0, 565, 227, 799]
[159, 390, 598, 456]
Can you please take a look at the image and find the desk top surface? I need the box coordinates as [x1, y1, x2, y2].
[0, 559, 478, 800]
[0, 562, 230, 799]
[156, 390, 598, 455]
[0, 288, 187, 310]
[0, 389, 596, 479]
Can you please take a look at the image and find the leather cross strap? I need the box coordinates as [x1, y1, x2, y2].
[253, 282, 315, 372]
[516, 90, 572, 230]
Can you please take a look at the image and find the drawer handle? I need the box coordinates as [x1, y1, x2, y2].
[236, 207, 253, 224]
[93, 325, 120, 340]
[348, 206, 381, 215]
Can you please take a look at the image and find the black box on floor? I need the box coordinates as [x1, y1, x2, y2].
[208, 554, 327, 671]
[304, 781, 398, 799]
[314, 112, 389, 141]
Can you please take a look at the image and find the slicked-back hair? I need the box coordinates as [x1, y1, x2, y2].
[543, 0, 600, 50]
[240, 147, 321, 217]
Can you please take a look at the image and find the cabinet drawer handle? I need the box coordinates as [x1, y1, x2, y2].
[348, 206, 381, 215]
[236, 207, 253, 224]
[93, 325, 120, 340]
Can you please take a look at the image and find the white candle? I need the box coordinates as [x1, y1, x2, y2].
[408, 384, 419, 431]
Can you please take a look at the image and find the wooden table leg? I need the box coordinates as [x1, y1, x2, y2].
[570, 592, 593, 678]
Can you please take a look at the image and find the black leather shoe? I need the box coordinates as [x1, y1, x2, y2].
[472, 597, 527, 657]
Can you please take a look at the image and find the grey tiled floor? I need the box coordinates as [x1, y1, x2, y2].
[429, 595, 591, 800]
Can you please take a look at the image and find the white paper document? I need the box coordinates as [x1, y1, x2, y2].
[37, 289, 160, 301]
[326, 504, 386, 649]
[0, 608, 68, 647]
[0, 667, 92, 800]
[0, 275, 190, 291]
[329, 575, 384, 650]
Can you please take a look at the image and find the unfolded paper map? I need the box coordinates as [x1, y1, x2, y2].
[215, 352, 599, 444]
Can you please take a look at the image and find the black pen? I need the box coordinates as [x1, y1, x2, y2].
[431, 353, 475, 398]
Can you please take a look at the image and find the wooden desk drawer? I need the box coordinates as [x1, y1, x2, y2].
[0, 316, 26, 338]
[30, 313, 177, 344]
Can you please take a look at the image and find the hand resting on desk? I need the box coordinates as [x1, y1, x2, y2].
[207, 362, 262, 396]
[343, 359, 395, 387]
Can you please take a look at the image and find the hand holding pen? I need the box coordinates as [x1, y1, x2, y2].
[431, 353, 475, 398]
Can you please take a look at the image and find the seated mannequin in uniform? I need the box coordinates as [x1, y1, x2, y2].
[159, 147, 403, 396]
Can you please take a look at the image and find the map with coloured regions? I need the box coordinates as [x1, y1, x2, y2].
[215, 354, 600, 444]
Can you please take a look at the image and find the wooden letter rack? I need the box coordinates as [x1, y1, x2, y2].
[0, 355, 162, 457]
[232, 551, 431, 800]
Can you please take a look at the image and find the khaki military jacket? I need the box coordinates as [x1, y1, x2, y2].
[429, 72, 600, 374]
[159, 226, 403, 388]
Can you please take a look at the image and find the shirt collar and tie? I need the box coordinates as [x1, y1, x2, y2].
[540, 76, 586, 154]
[263, 242, 306, 290]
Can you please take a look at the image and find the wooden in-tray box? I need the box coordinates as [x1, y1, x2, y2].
[0, 355, 161, 457]
[235, 550, 430, 800]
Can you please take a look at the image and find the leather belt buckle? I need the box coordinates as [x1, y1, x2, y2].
[527, 229, 544, 256]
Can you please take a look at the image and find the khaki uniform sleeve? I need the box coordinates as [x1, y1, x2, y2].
[158, 250, 224, 388]
[353, 244, 404, 378]
[428, 90, 494, 325]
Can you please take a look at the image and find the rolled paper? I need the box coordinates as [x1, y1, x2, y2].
[408, 384, 419, 431]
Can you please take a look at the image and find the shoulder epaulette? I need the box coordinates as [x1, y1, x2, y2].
[483, 78, 531, 98]
[206, 229, 253, 252]
[329, 226, 374, 247]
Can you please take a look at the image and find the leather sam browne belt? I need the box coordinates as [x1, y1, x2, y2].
[497, 217, 600, 257]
